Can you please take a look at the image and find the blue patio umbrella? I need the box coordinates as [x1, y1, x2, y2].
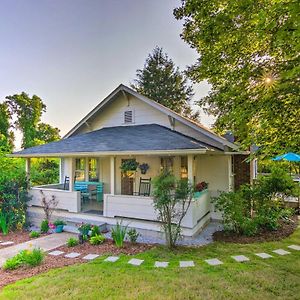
[272, 152, 300, 162]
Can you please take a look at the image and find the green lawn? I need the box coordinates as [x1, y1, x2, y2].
[1, 227, 300, 300]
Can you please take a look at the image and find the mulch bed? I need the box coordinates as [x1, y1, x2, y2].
[0, 230, 48, 249]
[0, 239, 153, 290]
[213, 215, 299, 244]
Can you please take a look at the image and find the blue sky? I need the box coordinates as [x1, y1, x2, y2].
[0, 0, 212, 141]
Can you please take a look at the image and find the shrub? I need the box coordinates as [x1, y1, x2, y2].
[3, 248, 44, 270]
[127, 228, 140, 243]
[89, 234, 105, 245]
[53, 220, 66, 226]
[78, 223, 92, 237]
[0, 212, 12, 236]
[90, 225, 100, 237]
[111, 222, 127, 248]
[67, 237, 79, 247]
[40, 220, 49, 233]
[29, 231, 40, 238]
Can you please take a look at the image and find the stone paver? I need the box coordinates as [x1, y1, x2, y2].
[128, 258, 144, 266]
[154, 261, 169, 268]
[48, 250, 65, 256]
[273, 249, 290, 255]
[0, 232, 75, 267]
[179, 261, 195, 268]
[0, 241, 14, 246]
[104, 256, 120, 262]
[83, 254, 99, 260]
[255, 253, 273, 259]
[205, 258, 223, 266]
[287, 245, 300, 251]
[65, 252, 81, 258]
[232, 255, 250, 262]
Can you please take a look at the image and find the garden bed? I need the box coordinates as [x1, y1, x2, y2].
[213, 215, 298, 244]
[0, 239, 153, 289]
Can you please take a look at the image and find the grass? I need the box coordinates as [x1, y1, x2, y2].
[0, 226, 299, 299]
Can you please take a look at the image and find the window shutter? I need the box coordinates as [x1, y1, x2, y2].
[124, 110, 133, 123]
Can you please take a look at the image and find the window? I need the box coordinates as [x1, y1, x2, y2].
[88, 158, 98, 182]
[75, 158, 85, 181]
[180, 156, 188, 179]
[160, 157, 174, 172]
[124, 110, 133, 124]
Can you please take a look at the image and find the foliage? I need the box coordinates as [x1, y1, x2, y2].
[89, 234, 105, 245]
[0, 102, 14, 152]
[127, 228, 140, 243]
[90, 225, 100, 237]
[0, 212, 12, 236]
[120, 160, 139, 172]
[111, 221, 127, 248]
[53, 220, 66, 226]
[78, 223, 92, 236]
[67, 237, 79, 247]
[30, 158, 59, 186]
[138, 163, 149, 174]
[152, 171, 193, 248]
[3, 248, 44, 270]
[29, 231, 40, 238]
[214, 167, 296, 236]
[174, 1, 300, 156]
[132, 46, 199, 121]
[40, 190, 58, 221]
[195, 181, 208, 192]
[40, 220, 49, 234]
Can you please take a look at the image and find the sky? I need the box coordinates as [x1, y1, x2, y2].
[0, 0, 213, 145]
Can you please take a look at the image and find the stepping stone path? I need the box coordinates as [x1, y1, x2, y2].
[179, 261, 195, 268]
[104, 256, 120, 262]
[65, 252, 81, 258]
[128, 258, 144, 266]
[155, 261, 169, 268]
[255, 253, 273, 259]
[288, 245, 300, 251]
[48, 250, 64, 256]
[83, 254, 99, 260]
[273, 249, 290, 256]
[0, 241, 14, 246]
[232, 255, 250, 262]
[205, 258, 223, 266]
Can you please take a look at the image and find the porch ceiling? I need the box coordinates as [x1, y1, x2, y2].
[11, 124, 216, 158]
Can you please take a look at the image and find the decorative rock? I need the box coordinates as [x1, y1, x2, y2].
[83, 254, 99, 260]
[65, 252, 81, 258]
[154, 261, 169, 268]
[287, 245, 300, 251]
[179, 261, 195, 268]
[255, 253, 273, 259]
[48, 250, 64, 256]
[104, 256, 120, 262]
[231, 255, 250, 262]
[204, 258, 223, 266]
[273, 249, 290, 255]
[128, 258, 144, 266]
[0, 241, 14, 246]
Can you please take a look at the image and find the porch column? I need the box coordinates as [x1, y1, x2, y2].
[25, 158, 31, 187]
[187, 154, 194, 186]
[69, 158, 75, 191]
[110, 156, 115, 195]
[228, 155, 234, 191]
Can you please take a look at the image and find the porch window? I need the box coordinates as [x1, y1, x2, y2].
[160, 157, 174, 172]
[75, 158, 85, 181]
[180, 156, 188, 179]
[88, 158, 99, 182]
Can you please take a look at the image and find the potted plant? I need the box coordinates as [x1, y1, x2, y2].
[120, 160, 139, 177]
[139, 163, 149, 175]
[53, 220, 66, 233]
[78, 223, 92, 239]
[194, 181, 208, 198]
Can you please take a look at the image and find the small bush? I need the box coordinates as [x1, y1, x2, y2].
[67, 237, 79, 247]
[90, 225, 100, 237]
[40, 220, 49, 234]
[3, 248, 44, 270]
[89, 234, 105, 245]
[111, 222, 127, 248]
[0, 212, 12, 236]
[29, 231, 40, 238]
[127, 228, 140, 243]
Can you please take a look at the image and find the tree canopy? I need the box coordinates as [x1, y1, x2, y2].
[132, 46, 200, 121]
[0, 103, 14, 152]
[174, 0, 300, 156]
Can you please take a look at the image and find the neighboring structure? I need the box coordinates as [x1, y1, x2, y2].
[11, 84, 250, 237]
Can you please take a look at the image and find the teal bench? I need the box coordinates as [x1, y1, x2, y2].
[74, 181, 103, 202]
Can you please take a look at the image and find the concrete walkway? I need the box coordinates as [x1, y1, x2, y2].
[0, 232, 75, 267]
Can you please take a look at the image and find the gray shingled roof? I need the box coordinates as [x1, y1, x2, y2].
[12, 125, 211, 156]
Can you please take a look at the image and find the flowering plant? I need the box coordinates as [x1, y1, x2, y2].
[195, 181, 208, 192]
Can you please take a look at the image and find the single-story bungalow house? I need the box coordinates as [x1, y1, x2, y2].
[11, 84, 251, 237]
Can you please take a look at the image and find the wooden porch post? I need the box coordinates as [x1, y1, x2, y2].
[69, 158, 75, 191]
[228, 155, 233, 191]
[25, 158, 31, 188]
[187, 155, 194, 186]
[110, 156, 115, 195]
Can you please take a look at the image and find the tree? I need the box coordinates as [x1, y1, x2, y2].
[5, 92, 60, 148]
[152, 171, 193, 248]
[0, 103, 14, 152]
[132, 47, 200, 120]
[174, 0, 300, 156]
